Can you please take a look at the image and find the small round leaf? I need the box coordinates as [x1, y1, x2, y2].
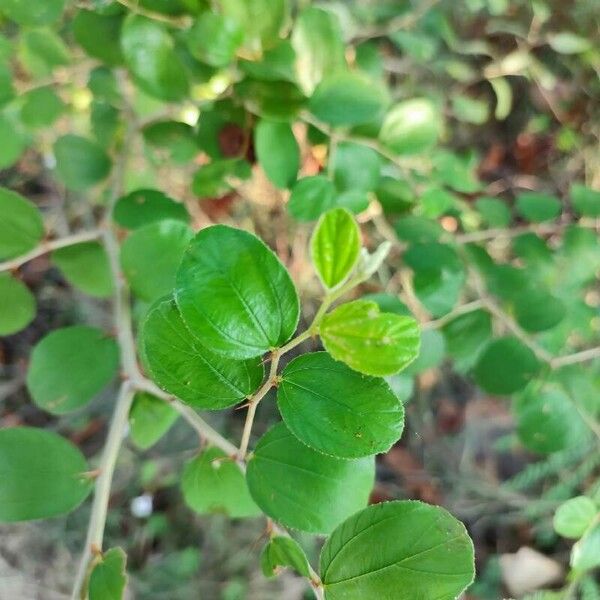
[0, 274, 35, 335]
[553, 496, 597, 539]
[89, 547, 127, 600]
[0, 187, 44, 260]
[515, 192, 561, 223]
[278, 352, 404, 458]
[114, 189, 189, 229]
[176, 225, 300, 359]
[246, 423, 374, 533]
[0, 427, 92, 522]
[288, 175, 336, 222]
[141, 297, 264, 409]
[320, 500, 475, 600]
[26, 326, 119, 414]
[128, 392, 178, 450]
[261, 536, 311, 579]
[54, 135, 112, 191]
[186, 12, 243, 67]
[255, 120, 299, 189]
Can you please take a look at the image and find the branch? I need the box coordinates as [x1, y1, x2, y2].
[0, 230, 102, 272]
[71, 383, 135, 600]
[454, 221, 597, 244]
[551, 347, 600, 369]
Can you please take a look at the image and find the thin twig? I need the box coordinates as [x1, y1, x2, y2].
[551, 347, 600, 369]
[423, 299, 486, 329]
[0, 230, 101, 272]
[114, 0, 191, 27]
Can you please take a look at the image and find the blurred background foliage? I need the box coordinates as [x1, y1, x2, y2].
[0, 0, 599, 598]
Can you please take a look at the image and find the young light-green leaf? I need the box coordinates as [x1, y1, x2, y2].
[128, 392, 178, 450]
[26, 326, 119, 414]
[0, 273, 35, 335]
[89, 547, 127, 600]
[255, 120, 299, 189]
[277, 351, 404, 458]
[181, 447, 260, 519]
[120, 220, 193, 302]
[0, 427, 92, 522]
[176, 225, 300, 359]
[320, 500, 475, 600]
[261, 536, 311, 578]
[141, 297, 264, 409]
[379, 98, 442, 155]
[320, 300, 420, 376]
[0, 187, 44, 260]
[311, 208, 361, 290]
[52, 241, 113, 298]
[246, 423, 374, 534]
[553, 496, 597, 539]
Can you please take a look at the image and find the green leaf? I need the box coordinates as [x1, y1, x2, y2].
[375, 177, 414, 215]
[0, 0, 65, 26]
[334, 190, 370, 215]
[288, 175, 335, 222]
[0, 112, 27, 168]
[186, 11, 243, 67]
[442, 309, 492, 373]
[121, 220, 193, 302]
[143, 120, 198, 163]
[0, 273, 35, 335]
[333, 142, 381, 192]
[362, 293, 410, 316]
[515, 192, 561, 223]
[128, 392, 178, 450]
[548, 32, 591, 54]
[513, 289, 566, 332]
[571, 183, 600, 217]
[26, 325, 119, 415]
[261, 536, 311, 578]
[239, 40, 296, 82]
[394, 215, 442, 244]
[476, 196, 511, 227]
[52, 241, 113, 298]
[89, 547, 127, 600]
[553, 497, 597, 539]
[310, 208, 360, 290]
[571, 524, 600, 572]
[20, 86, 64, 129]
[320, 500, 475, 600]
[0, 427, 92, 522]
[220, 0, 288, 54]
[54, 135, 112, 191]
[432, 150, 480, 194]
[473, 337, 540, 395]
[192, 158, 251, 198]
[515, 386, 588, 454]
[309, 71, 389, 127]
[141, 297, 264, 409]
[420, 185, 457, 217]
[0, 187, 44, 260]
[277, 351, 404, 458]
[181, 447, 260, 518]
[451, 94, 489, 124]
[320, 301, 420, 377]
[121, 15, 189, 102]
[403, 329, 445, 375]
[489, 76, 512, 120]
[176, 225, 300, 359]
[246, 422, 374, 533]
[72, 9, 124, 66]
[255, 120, 299, 189]
[235, 79, 305, 122]
[114, 189, 190, 229]
[291, 6, 346, 94]
[379, 98, 441, 155]
[19, 28, 70, 76]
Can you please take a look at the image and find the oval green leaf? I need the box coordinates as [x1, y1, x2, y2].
[0, 187, 44, 260]
[255, 120, 299, 189]
[311, 208, 361, 290]
[278, 352, 404, 458]
[141, 297, 264, 409]
[473, 336, 540, 395]
[320, 300, 420, 376]
[26, 325, 119, 414]
[89, 547, 127, 600]
[513, 289, 566, 332]
[0, 273, 35, 335]
[121, 219, 193, 302]
[186, 11, 243, 68]
[114, 189, 189, 229]
[309, 71, 389, 127]
[320, 500, 475, 600]
[52, 241, 113, 298]
[261, 536, 311, 579]
[181, 446, 260, 518]
[246, 423, 374, 534]
[571, 183, 600, 217]
[0, 427, 91, 522]
[0, 0, 65, 26]
[175, 225, 300, 359]
[515, 192, 561, 223]
[553, 496, 597, 539]
[128, 392, 178, 450]
[288, 175, 336, 222]
[54, 135, 112, 191]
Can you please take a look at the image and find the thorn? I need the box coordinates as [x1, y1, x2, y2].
[82, 468, 102, 480]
